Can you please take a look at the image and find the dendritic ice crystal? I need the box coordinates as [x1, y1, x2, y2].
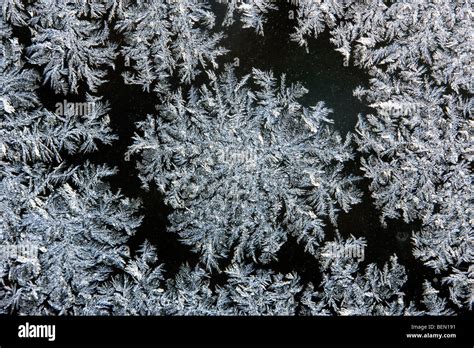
[0, 0, 472, 316]
[129, 67, 361, 268]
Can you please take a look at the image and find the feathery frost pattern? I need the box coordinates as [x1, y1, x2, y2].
[0, 0, 471, 315]
[129, 67, 361, 268]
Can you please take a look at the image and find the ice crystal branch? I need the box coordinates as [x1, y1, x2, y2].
[223, 0, 278, 35]
[301, 235, 418, 315]
[26, 0, 117, 94]
[0, 16, 140, 314]
[116, 0, 227, 93]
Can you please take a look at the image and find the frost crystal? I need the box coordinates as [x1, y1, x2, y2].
[26, 0, 116, 94]
[117, 0, 227, 93]
[130, 67, 360, 268]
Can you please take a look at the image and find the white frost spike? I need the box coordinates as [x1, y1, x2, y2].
[357, 37, 375, 47]
[33, 145, 40, 158]
[1, 97, 15, 114]
[301, 115, 318, 133]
